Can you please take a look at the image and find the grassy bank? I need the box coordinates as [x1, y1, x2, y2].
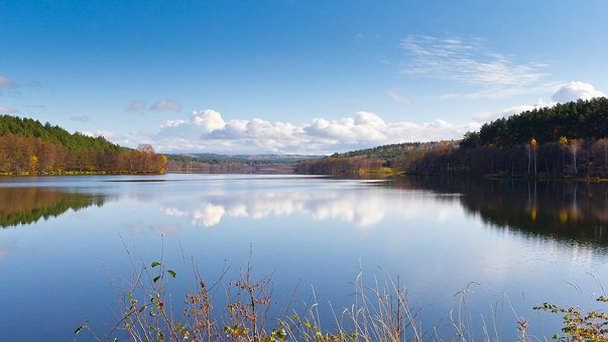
[74, 254, 608, 341]
[357, 167, 403, 177]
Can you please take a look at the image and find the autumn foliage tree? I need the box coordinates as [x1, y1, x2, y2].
[404, 98, 608, 178]
[0, 115, 167, 175]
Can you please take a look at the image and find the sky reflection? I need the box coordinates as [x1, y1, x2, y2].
[1, 175, 608, 340]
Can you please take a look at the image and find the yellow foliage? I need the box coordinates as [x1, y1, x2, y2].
[530, 137, 537, 147]
[159, 155, 168, 174]
[559, 209, 568, 223]
[29, 155, 39, 174]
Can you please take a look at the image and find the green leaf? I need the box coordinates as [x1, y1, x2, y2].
[151, 261, 161, 268]
[153, 275, 161, 283]
[167, 270, 176, 278]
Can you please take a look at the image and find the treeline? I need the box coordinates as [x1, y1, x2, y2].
[168, 157, 263, 173]
[0, 115, 167, 175]
[413, 97, 608, 178]
[167, 158, 297, 174]
[167, 153, 319, 174]
[330, 142, 428, 160]
[295, 155, 386, 174]
[295, 141, 448, 175]
[398, 137, 608, 178]
[297, 98, 608, 179]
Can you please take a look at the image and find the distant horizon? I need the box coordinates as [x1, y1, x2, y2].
[2, 1, 607, 154]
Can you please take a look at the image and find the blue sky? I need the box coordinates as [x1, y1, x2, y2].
[1, 0, 607, 154]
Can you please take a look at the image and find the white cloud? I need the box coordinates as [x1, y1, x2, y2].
[150, 99, 182, 113]
[473, 100, 550, 122]
[551, 81, 605, 103]
[161, 119, 186, 128]
[0, 104, 16, 113]
[125, 100, 147, 112]
[192, 203, 225, 227]
[0, 75, 18, 97]
[103, 80, 607, 153]
[0, 75, 37, 97]
[82, 130, 116, 138]
[401, 35, 543, 86]
[149, 224, 180, 236]
[162, 207, 186, 217]
[69, 115, 90, 122]
[155, 109, 479, 154]
[0, 75, 13, 87]
[388, 90, 409, 105]
[191, 109, 226, 131]
[160, 186, 460, 229]
[441, 82, 559, 100]
[81, 129, 142, 147]
[401, 35, 547, 99]
[471, 81, 606, 123]
[0, 245, 10, 260]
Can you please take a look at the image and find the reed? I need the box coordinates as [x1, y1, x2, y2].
[73, 247, 605, 341]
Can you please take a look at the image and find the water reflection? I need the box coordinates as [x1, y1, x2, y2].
[162, 192, 373, 228]
[159, 181, 458, 229]
[0, 187, 106, 228]
[2, 175, 608, 340]
[389, 177, 608, 246]
[156, 176, 608, 247]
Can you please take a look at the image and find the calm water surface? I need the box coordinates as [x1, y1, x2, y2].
[1, 174, 608, 340]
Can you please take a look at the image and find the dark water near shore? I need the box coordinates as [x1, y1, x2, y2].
[1, 174, 608, 340]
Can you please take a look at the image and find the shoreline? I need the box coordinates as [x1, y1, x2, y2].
[3, 169, 608, 183]
[0, 171, 166, 177]
[295, 168, 608, 182]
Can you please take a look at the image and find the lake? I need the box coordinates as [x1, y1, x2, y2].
[1, 174, 607, 340]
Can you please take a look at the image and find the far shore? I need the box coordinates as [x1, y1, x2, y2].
[4, 169, 608, 184]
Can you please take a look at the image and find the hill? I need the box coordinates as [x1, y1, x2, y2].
[0, 115, 167, 175]
[0, 114, 121, 152]
[296, 141, 454, 175]
[329, 142, 424, 159]
[167, 153, 322, 174]
[461, 97, 608, 147]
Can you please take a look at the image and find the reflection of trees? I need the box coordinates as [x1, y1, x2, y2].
[0, 187, 106, 228]
[388, 177, 608, 246]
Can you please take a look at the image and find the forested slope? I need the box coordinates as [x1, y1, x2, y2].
[432, 97, 608, 178]
[0, 115, 167, 175]
[295, 141, 455, 175]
